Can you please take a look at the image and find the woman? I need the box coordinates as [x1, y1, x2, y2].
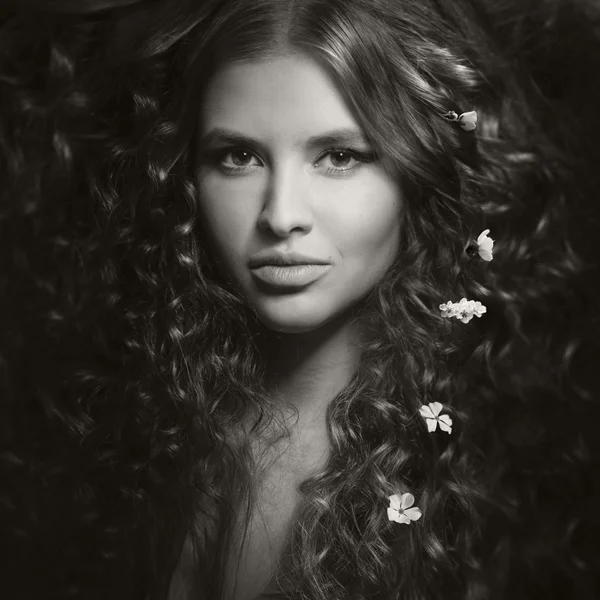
[1, 0, 599, 599]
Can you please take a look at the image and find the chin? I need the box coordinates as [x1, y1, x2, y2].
[256, 313, 326, 334]
[253, 303, 334, 334]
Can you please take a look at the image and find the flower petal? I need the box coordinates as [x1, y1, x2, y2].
[419, 405, 435, 419]
[478, 249, 493, 261]
[480, 239, 494, 252]
[400, 493, 415, 509]
[404, 507, 423, 521]
[429, 402, 443, 416]
[458, 111, 478, 131]
[388, 494, 402, 510]
[477, 229, 490, 243]
[396, 513, 412, 524]
[438, 414, 453, 427]
[387, 507, 401, 522]
[438, 419, 452, 434]
[426, 418, 438, 433]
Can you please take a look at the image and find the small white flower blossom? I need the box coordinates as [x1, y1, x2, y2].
[387, 493, 423, 525]
[476, 229, 494, 261]
[419, 401, 453, 434]
[457, 110, 478, 132]
[439, 298, 486, 323]
[442, 110, 478, 132]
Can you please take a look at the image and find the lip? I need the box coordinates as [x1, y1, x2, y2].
[248, 252, 330, 268]
[250, 264, 331, 289]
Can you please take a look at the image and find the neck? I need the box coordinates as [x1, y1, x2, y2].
[256, 310, 363, 417]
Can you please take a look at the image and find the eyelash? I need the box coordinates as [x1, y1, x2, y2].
[208, 147, 376, 177]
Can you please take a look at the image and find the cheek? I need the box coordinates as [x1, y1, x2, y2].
[197, 180, 255, 263]
[321, 177, 402, 260]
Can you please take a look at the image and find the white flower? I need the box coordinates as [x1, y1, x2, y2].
[442, 110, 478, 132]
[419, 401, 453, 434]
[439, 298, 486, 323]
[387, 492, 423, 525]
[476, 229, 494, 261]
[457, 110, 478, 132]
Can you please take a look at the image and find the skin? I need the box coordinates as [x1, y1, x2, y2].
[196, 52, 403, 336]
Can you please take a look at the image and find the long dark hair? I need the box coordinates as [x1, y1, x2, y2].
[1, 1, 599, 599]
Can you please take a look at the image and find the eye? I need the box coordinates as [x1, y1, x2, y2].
[219, 149, 262, 171]
[324, 151, 356, 169]
[317, 148, 376, 176]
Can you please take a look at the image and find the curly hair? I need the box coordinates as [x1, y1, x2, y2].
[1, 1, 599, 600]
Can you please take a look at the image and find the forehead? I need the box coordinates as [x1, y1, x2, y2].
[199, 53, 362, 140]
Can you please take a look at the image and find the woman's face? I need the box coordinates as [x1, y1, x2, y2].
[196, 53, 403, 333]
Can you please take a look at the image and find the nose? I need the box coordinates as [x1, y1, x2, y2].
[257, 161, 314, 237]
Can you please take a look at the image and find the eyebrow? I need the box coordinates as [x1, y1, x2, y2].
[197, 127, 371, 151]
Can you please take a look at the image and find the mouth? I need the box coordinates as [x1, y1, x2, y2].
[250, 263, 331, 291]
